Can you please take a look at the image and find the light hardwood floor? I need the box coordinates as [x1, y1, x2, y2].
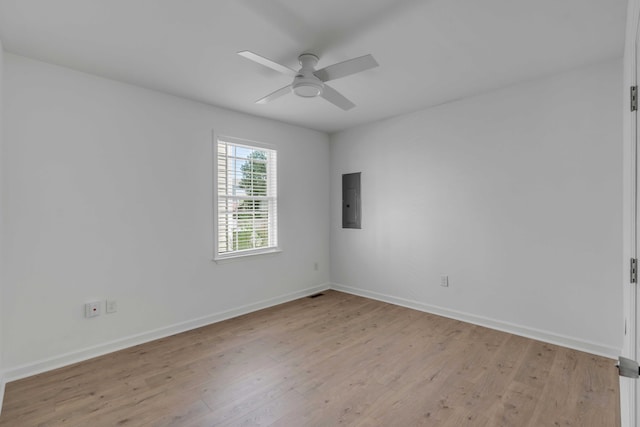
[0, 290, 620, 426]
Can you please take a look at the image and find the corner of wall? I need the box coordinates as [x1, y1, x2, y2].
[0, 373, 5, 416]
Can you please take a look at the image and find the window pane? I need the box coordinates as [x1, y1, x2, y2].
[216, 140, 277, 257]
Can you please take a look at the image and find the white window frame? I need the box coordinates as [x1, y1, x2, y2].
[214, 135, 280, 261]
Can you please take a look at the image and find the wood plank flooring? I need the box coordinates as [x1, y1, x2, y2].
[0, 290, 620, 426]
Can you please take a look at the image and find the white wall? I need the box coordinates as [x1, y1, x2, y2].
[0, 50, 623, 385]
[330, 59, 623, 357]
[2, 54, 330, 376]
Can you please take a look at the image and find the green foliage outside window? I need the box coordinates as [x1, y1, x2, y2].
[232, 150, 268, 251]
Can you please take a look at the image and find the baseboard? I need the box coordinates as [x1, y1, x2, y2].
[2, 281, 617, 385]
[330, 283, 619, 359]
[3, 283, 331, 383]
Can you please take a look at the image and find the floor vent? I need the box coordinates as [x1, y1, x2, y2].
[309, 293, 325, 299]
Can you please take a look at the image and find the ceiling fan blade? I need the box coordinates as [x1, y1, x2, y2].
[314, 54, 378, 82]
[320, 85, 355, 111]
[238, 51, 297, 77]
[256, 85, 292, 104]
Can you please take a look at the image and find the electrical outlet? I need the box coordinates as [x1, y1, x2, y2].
[440, 275, 449, 287]
[106, 300, 118, 314]
[85, 301, 101, 318]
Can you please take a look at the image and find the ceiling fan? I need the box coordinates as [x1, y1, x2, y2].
[238, 51, 378, 110]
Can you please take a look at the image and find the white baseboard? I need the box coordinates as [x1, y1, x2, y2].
[330, 283, 619, 359]
[3, 283, 330, 383]
[1, 281, 618, 389]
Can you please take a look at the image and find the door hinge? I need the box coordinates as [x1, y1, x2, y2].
[618, 356, 640, 378]
[631, 86, 638, 112]
[631, 258, 638, 284]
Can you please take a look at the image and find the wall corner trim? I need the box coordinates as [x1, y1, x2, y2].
[329, 283, 620, 359]
[0, 371, 6, 416]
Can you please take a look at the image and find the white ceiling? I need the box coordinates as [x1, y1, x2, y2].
[0, 0, 627, 134]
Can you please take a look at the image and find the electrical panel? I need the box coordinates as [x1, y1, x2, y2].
[342, 172, 361, 229]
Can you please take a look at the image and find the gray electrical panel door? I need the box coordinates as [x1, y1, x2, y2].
[342, 172, 361, 229]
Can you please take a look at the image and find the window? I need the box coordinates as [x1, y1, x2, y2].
[215, 137, 278, 259]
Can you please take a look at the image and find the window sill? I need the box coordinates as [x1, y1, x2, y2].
[213, 247, 282, 264]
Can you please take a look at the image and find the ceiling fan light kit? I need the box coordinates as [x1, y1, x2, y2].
[292, 77, 323, 97]
[292, 53, 324, 98]
[238, 50, 378, 110]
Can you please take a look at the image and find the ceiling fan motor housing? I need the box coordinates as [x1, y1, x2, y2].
[292, 53, 324, 97]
